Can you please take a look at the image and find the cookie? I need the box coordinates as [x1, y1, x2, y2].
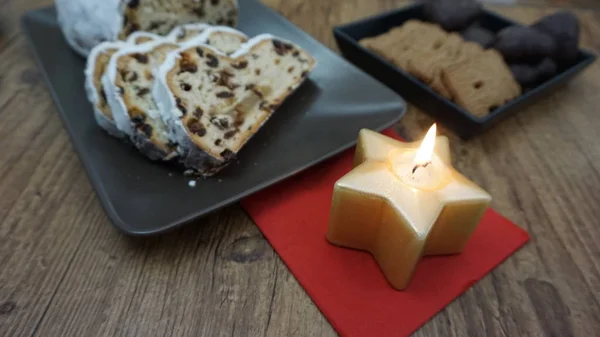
[167, 23, 211, 43]
[442, 49, 521, 117]
[536, 57, 557, 82]
[410, 38, 484, 99]
[492, 25, 556, 63]
[461, 23, 496, 48]
[424, 0, 482, 31]
[458, 41, 485, 59]
[406, 33, 463, 84]
[511, 57, 558, 89]
[429, 75, 453, 99]
[533, 11, 580, 64]
[509, 63, 539, 88]
[360, 20, 447, 69]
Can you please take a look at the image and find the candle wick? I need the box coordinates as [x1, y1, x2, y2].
[412, 161, 431, 174]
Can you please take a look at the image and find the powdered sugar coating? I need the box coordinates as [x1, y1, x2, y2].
[166, 23, 211, 41]
[85, 40, 128, 137]
[179, 25, 248, 50]
[126, 31, 168, 45]
[103, 38, 173, 136]
[56, 0, 125, 57]
[102, 72, 131, 136]
[85, 41, 127, 111]
[153, 47, 195, 143]
[94, 108, 125, 138]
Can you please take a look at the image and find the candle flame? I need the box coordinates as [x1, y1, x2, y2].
[413, 124, 437, 166]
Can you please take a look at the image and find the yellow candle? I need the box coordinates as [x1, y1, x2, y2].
[326, 125, 491, 290]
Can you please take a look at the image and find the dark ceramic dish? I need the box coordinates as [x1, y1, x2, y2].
[333, 3, 596, 139]
[21, 0, 406, 235]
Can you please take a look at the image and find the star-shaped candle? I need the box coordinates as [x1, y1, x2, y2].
[326, 125, 492, 290]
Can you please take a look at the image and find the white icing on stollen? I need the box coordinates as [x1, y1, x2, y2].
[103, 38, 175, 136]
[94, 107, 125, 138]
[85, 41, 128, 138]
[126, 31, 168, 44]
[179, 25, 248, 50]
[229, 34, 281, 58]
[56, 0, 125, 57]
[102, 72, 131, 136]
[153, 49, 189, 147]
[85, 41, 127, 110]
[166, 23, 211, 41]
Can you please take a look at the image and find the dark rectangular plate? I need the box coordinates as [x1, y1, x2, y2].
[333, 3, 596, 139]
[22, 0, 406, 235]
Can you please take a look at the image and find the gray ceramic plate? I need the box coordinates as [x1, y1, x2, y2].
[21, 0, 406, 235]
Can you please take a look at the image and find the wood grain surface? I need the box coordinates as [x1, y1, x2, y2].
[1, 0, 600, 336]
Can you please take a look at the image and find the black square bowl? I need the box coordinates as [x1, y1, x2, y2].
[333, 3, 597, 139]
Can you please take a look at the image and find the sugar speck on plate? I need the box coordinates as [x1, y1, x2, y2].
[188, 180, 197, 187]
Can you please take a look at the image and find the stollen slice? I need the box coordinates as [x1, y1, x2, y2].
[85, 41, 129, 138]
[154, 34, 317, 176]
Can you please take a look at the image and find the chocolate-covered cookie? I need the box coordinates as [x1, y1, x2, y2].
[509, 64, 539, 88]
[536, 57, 557, 82]
[424, 0, 482, 31]
[533, 11, 580, 65]
[461, 24, 496, 48]
[493, 25, 556, 63]
[510, 57, 557, 88]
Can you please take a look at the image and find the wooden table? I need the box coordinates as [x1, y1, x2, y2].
[1, 0, 599, 336]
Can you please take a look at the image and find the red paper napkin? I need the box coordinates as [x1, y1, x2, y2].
[241, 129, 529, 337]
